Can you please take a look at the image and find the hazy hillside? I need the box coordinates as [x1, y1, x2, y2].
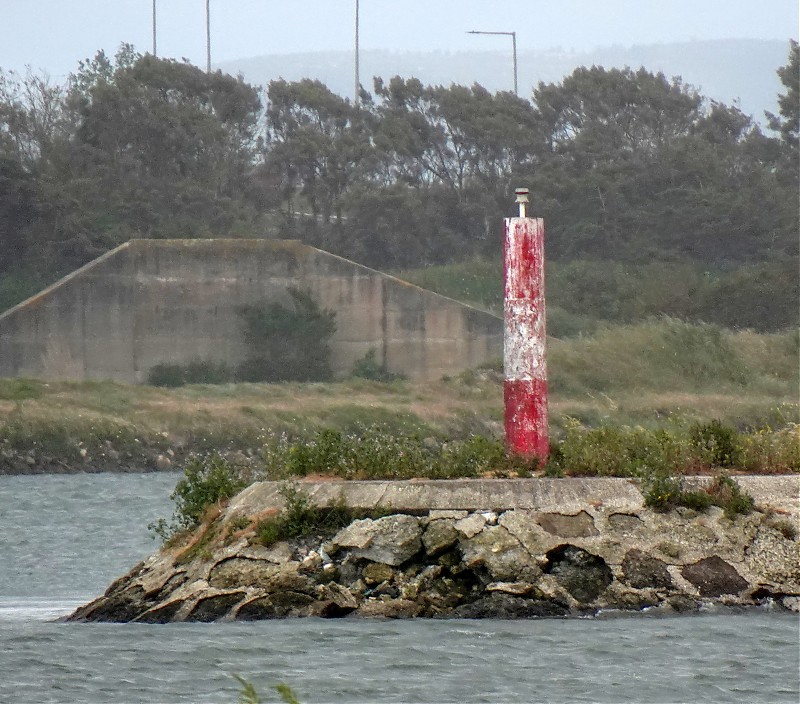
[217, 39, 789, 123]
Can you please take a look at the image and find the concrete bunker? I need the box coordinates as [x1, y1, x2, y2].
[0, 239, 502, 383]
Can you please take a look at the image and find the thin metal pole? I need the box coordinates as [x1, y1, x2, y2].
[354, 0, 360, 104]
[511, 31, 518, 96]
[206, 0, 211, 72]
[466, 30, 519, 96]
[152, 0, 157, 56]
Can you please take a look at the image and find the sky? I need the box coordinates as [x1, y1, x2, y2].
[1, 0, 797, 79]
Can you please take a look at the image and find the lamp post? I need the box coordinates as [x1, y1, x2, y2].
[354, 0, 360, 104]
[152, 0, 157, 56]
[466, 30, 518, 96]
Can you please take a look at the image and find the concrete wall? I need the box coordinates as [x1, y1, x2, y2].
[0, 239, 502, 383]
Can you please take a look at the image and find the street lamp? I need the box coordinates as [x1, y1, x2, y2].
[466, 30, 518, 96]
[152, 0, 157, 56]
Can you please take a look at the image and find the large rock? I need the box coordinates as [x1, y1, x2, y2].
[69, 585, 151, 623]
[449, 593, 569, 619]
[498, 510, 548, 555]
[607, 513, 645, 533]
[134, 599, 186, 624]
[681, 556, 749, 597]
[537, 511, 598, 538]
[314, 583, 359, 617]
[208, 557, 281, 589]
[621, 549, 673, 590]
[743, 522, 800, 592]
[460, 525, 538, 582]
[235, 592, 316, 619]
[422, 519, 459, 556]
[186, 591, 245, 622]
[331, 515, 422, 566]
[355, 598, 422, 618]
[454, 513, 487, 538]
[544, 545, 612, 603]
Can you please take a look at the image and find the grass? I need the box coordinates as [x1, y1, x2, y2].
[643, 474, 756, 519]
[0, 319, 796, 473]
[550, 319, 750, 395]
[152, 419, 789, 541]
[395, 258, 501, 313]
[396, 257, 799, 336]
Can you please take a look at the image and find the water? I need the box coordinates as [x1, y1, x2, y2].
[1, 474, 798, 704]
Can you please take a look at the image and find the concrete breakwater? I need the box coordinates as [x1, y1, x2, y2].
[68, 477, 800, 622]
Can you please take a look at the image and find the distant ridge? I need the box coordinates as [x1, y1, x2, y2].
[218, 38, 789, 123]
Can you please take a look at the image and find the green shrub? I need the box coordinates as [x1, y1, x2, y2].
[438, 434, 540, 478]
[238, 287, 336, 383]
[642, 473, 683, 510]
[171, 452, 249, 529]
[690, 419, 740, 467]
[147, 360, 234, 387]
[395, 258, 501, 313]
[278, 483, 319, 538]
[259, 426, 539, 481]
[550, 418, 691, 477]
[675, 489, 714, 512]
[706, 475, 755, 519]
[253, 485, 357, 547]
[657, 319, 748, 386]
[738, 424, 800, 473]
[643, 473, 754, 518]
[254, 517, 284, 547]
[549, 318, 759, 396]
[694, 261, 800, 332]
[351, 348, 405, 382]
[184, 359, 234, 385]
[148, 363, 187, 387]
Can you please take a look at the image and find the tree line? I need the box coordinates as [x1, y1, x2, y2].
[1, 41, 797, 325]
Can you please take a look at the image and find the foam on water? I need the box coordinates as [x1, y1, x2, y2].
[0, 597, 88, 622]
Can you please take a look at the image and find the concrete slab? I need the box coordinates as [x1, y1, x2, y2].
[224, 476, 800, 520]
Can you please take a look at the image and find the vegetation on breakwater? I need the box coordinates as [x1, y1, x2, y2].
[147, 408, 796, 541]
[0, 318, 796, 475]
[147, 419, 786, 541]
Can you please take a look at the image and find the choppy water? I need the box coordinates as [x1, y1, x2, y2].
[1, 473, 798, 704]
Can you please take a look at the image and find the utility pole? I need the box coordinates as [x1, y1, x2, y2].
[206, 0, 211, 72]
[466, 30, 518, 96]
[152, 0, 157, 56]
[354, 0, 360, 104]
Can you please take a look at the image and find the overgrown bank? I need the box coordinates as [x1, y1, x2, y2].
[0, 319, 796, 475]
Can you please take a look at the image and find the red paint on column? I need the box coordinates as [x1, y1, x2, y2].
[504, 378, 549, 460]
[504, 216, 548, 461]
[505, 219, 544, 301]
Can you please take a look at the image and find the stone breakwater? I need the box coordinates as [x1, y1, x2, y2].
[68, 477, 800, 622]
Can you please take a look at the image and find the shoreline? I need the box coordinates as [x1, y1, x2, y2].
[67, 476, 800, 624]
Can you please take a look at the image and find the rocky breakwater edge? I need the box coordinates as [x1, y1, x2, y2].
[68, 477, 800, 622]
